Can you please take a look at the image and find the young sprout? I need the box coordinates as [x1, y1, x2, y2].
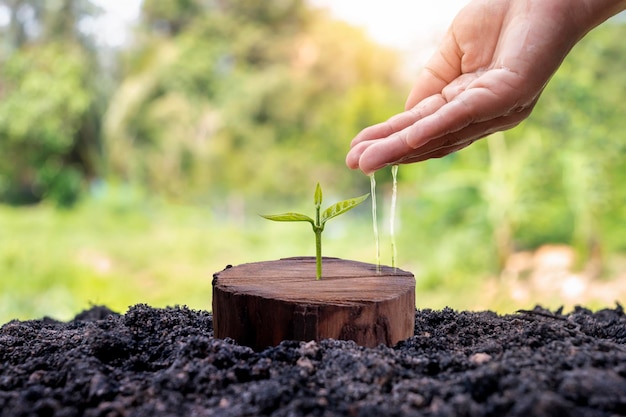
[261, 183, 369, 280]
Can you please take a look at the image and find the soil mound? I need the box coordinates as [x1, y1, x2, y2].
[1, 304, 625, 416]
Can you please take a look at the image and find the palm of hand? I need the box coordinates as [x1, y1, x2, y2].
[346, 0, 579, 174]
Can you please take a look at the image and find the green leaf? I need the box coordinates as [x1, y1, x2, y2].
[321, 193, 369, 224]
[314, 182, 322, 208]
[260, 212, 314, 224]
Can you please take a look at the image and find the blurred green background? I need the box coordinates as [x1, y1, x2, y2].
[1, 0, 625, 324]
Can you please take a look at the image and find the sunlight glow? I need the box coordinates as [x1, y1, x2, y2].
[309, 0, 470, 71]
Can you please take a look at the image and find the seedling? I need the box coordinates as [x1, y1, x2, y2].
[261, 183, 369, 280]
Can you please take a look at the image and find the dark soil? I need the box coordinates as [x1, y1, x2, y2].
[1, 304, 626, 417]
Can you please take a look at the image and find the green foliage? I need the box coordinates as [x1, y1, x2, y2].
[104, 1, 404, 205]
[142, 0, 202, 34]
[261, 183, 369, 279]
[261, 185, 369, 226]
[0, 189, 378, 324]
[1, 1, 626, 321]
[0, 0, 105, 206]
[261, 213, 314, 223]
[501, 21, 626, 266]
[0, 43, 93, 206]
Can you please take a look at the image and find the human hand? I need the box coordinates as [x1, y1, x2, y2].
[346, 0, 626, 174]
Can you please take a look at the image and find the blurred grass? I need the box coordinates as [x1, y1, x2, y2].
[0, 187, 392, 323]
[2, 185, 623, 324]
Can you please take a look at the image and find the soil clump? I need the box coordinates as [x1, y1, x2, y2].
[1, 304, 625, 416]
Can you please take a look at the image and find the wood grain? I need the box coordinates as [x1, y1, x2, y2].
[212, 257, 415, 350]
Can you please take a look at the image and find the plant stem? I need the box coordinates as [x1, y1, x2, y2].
[314, 201, 322, 280]
[315, 228, 322, 280]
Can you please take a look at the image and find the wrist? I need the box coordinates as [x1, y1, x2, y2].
[575, 0, 626, 34]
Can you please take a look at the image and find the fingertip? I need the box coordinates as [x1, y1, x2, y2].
[345, 152, 359, 170]
[347, 142, 385, 175]
[357, 146, 389, 176]
[345, 141, 367, 170]
[359, 164, 382, 177]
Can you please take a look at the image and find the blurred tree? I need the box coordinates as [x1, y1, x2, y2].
[142, 0, 208, 37]
[507, 21, 626, 273]
[104, 0, 405, 211]
[0, 0, 104, 206]
[0, 43, 90, 205]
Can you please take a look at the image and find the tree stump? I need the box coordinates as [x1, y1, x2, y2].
[212, 257, 415, 351]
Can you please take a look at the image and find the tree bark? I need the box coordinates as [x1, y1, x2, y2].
[212, 257, 415, 351]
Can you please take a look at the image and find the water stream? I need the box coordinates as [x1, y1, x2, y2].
[370, 166, 400, 271]
[390, 165, 399, 269]
[369, 173, 380, 272]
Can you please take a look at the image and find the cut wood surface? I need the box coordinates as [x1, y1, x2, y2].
[212, 257, 415, 351]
